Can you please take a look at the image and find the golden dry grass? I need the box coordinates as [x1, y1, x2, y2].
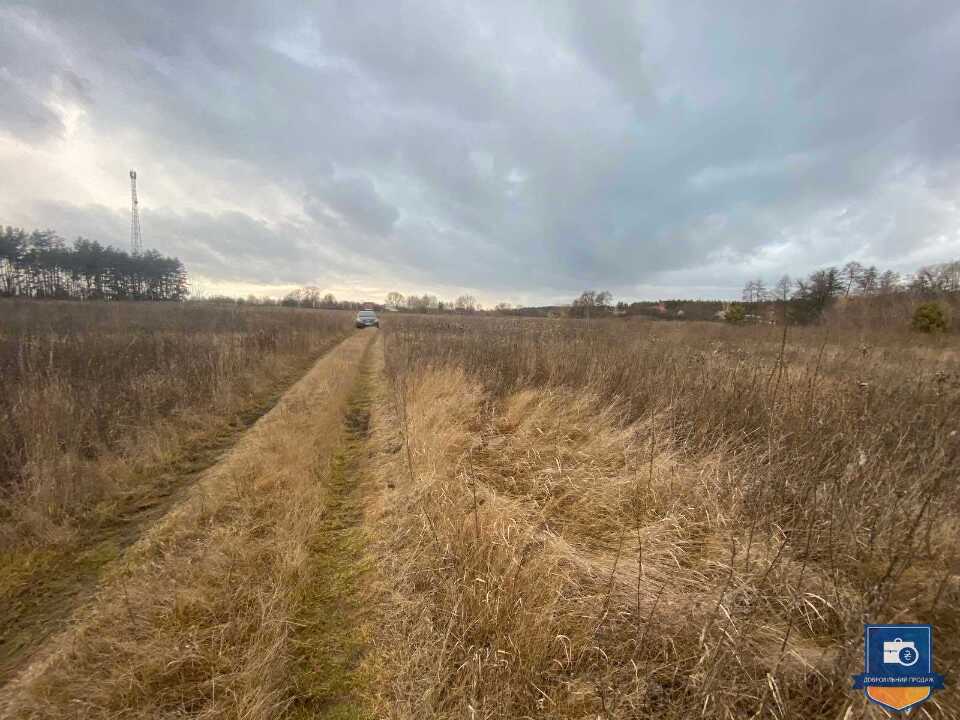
[2, 308, 957, 719]
[0, 301, 355, 688]
[0, 331, 375, 719]
[0, 300, 355, 547]
[361, 315, 959, 719]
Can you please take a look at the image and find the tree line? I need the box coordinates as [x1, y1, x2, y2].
[279, 287, 375, 310]
[556, 258, 960, 326]
[382, 291, 480, 313]
[214, 288, 485, 314]
[1, 226, 188, 301]
[181, 254, 959, 327]
[742, 259, 960, 321]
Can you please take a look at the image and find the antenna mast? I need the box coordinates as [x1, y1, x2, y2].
[129, 170, 143, 254]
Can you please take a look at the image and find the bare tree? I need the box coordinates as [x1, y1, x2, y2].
[571, 290, 613, 318]
[754, 278, 767, 301]
[742, 279, 766, 303]
[913, 261, 960, 294]
[454, 294, 478, 313]
[878, 270, 901, 294]
[773, 274, 792, 302]
[405, 294, 440, 312]
[857, 265, 879, 295]
[842, 261, 864, 296]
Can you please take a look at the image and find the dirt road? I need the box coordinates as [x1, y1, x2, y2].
[1, 330, 378, 719]
[0, 343, 336, 688]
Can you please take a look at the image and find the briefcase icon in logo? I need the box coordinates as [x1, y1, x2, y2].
[853, 625, 945, 713]
[882, 638, 919, 667]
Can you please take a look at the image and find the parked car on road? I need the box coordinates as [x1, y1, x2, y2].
[355, 310, 379, 328]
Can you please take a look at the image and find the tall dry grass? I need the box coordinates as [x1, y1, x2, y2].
[364, 314, 959, 718]
[0, 332, 374, 719]
[0, 299, 353, 546]
[824, 291, 960, 333]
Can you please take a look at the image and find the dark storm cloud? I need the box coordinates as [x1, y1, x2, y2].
[0, 70, 63, 142]
[306, 175, 399, 237]
[2, 1, 960, 299]
[0, 7, 71, 142]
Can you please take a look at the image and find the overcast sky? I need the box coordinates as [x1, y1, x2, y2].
[2, 1, 959, 305]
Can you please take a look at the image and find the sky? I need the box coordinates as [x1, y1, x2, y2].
[2, 1, 959, 306]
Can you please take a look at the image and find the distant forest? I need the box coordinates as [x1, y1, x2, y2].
[0, 226, 187, 301]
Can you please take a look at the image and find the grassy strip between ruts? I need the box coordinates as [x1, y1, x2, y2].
[287, 341, 378, 719]
[0, 331, 376, 719]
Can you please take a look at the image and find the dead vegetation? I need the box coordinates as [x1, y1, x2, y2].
[0, 301, 356, 688]
[0, 300, 354, 547]
[363, 315, 959, 719]
[0, 332, 375, 719]
[1, 305, 957, 719]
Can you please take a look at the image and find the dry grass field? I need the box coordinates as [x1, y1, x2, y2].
[363, 315, 959, 719]
[1, 331, 376, 719]
[0, 307, 957, 719]
[0, 300, 354, 686]
[0, 300, 352, 542]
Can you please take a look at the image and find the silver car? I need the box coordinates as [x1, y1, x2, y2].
[355, 309, 379, 328]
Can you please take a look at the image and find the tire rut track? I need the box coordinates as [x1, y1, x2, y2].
[0, 332, 375, 718]
[288, 337, 378, 719]
[0, 345, 342, 689]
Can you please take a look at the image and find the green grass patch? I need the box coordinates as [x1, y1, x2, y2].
[288, 360, 375, 720]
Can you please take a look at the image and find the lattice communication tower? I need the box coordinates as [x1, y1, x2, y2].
[129, 170, 142, 254]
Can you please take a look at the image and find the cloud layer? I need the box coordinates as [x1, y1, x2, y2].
[2, 1, 959, 303]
